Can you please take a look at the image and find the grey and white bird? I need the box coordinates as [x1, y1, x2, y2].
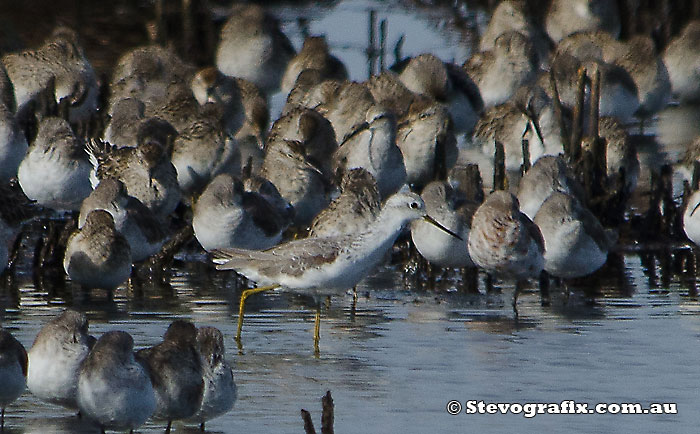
[187, 327, 236, 431]
[78, 178, 165, 262]
[193, 173, 288, 251]
[333, 105, 407, 199]
[63, 210, 132, 289]
[2, 27, 98, 125]
[309, 168, 381, 238]
[467, 190, 544, 280]
[534, 192, 612, 278]
[216, 4, 295, 93]
[411, 181, 476, 269]
[17, 116, 92, 211]
[76, 331, 156, 433]
[136, 320, 204, 434]
[281, 35, 347, 94]
[87, 138, 181, 219]
[26, 309, 94, 410]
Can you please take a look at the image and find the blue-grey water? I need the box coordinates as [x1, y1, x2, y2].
[2, 251, 699, 433]
[0, 1, 698, 433]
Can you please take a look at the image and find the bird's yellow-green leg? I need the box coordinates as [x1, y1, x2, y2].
[314, 304, 321, 356]
[236, 284, 280, 348]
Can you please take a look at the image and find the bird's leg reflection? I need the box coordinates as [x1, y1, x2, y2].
[314, 302, 321, 357]
[512, 280, 523, 318]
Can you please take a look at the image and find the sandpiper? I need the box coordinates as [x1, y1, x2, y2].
[464, 31, 539, 108]
[598, 116, 640, 194]
[365, 70, 416, 119]
[267, 106, 338, 177]
[320, 81, 376, 144]
[190, 66, 246, 139]
[534, 192, 612, 278]
[545, 0, 620, 43]
[611, 35, 671, 117]
[557, 31, 670, 117]
[260, 134, 329, 226]
[411, 181, 476, 268]
[683, 189, 700, 247]
[517, 155, 585, 220]
[170, 115, 235, 196]
[480, 0, 552, 67]
[242, 173, 296, 226]
[110, 45, 193, 93]
[103, 98, 147, 147]
[308, 168, 381, 238]
[27, 309, 93, 410]
[545, 53, 639, 122]
[281, 35, 348, 94]
[284, 70, 341, 116]
[79, 179, 165, 262]
[663, 20, 700, 102]
[213, 191, 461, 348]
[332, 105, 407, 199]
[187, 326, 236, 430]
[136, 320, 204, 434]
[0, 103, 27, 182]
[17, 116, 92, 211]
[2, 26, 98, 125]
[231, 77, 269, 148]
[216, 4, 295, 93]
[64, 210, 132, 289]
[0, 328, 27, 429]
[76, 331, 156, 433]
[397, 54, 481, 133]
[396, 97, 456, 189]
[193, 173, 287, 251]
[467, 190, 544, 281]
[472, 102, 549, 172]
[108, 45, 194, 114]
[87, 138, 181, 219]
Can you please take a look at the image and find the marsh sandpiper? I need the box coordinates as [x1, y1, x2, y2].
[213, 191, 461, 350]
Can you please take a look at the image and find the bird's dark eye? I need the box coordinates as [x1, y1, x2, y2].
[410, 202, 419, 209]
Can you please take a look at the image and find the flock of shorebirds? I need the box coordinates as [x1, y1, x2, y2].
[1, 0, 700, 432]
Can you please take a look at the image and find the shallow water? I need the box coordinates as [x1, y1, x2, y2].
[2, 251, 700, 433]
[1, 1, 700, 433]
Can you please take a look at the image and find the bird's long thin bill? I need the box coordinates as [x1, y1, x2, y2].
[423, 215, 463, 240]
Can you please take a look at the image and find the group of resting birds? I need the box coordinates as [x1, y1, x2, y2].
[0, 310, 235, 433]
[2, 0, 700, 431]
